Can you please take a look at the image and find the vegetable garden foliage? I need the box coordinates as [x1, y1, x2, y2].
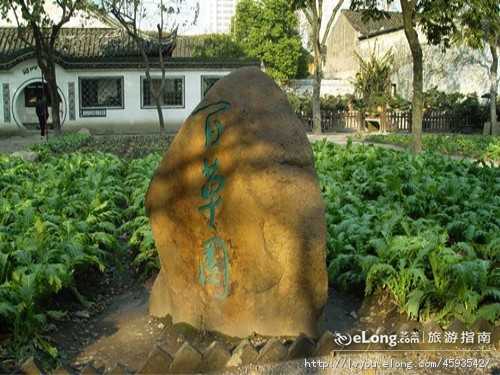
[314, 141, 499, 325]
[0, 152, 126, 358]
[0, 137, 161, 361]
[361, 134, 500, 162]
[1, 134, 499, 363]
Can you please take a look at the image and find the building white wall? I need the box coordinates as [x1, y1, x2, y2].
[0, 59, 233, 132]
[358, 29, 496, 99]
[288, 79, 354, 96]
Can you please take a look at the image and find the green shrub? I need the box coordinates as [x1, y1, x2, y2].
[0, 152, 126, 359]
[314, 140, 500, 325]
[31, 133, 91, 159]
[363, 134, 500, 162]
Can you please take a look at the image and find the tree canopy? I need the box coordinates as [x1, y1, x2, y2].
[232, 0, 308, 82]
[192, 34, 247, 59]
[0, 0, 95, 132]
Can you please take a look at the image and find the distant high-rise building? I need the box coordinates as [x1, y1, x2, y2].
[206, 0, 239, 34]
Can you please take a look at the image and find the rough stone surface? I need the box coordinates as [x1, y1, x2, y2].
[104, 363, 129, 375]
[288, 333, 315, 359]
[226, 339, 259, 367]
[138, 346, 172, 374]
[201, 341, 231, 371]
[146, 67, 328, 338]
[52, 367, 72, 375]
[11, 151, 39, 162]
[80, 365, 100, 375]
[315, 330, 336, 357]
[169, 342, 202, 373]
[256, 338, 288, 364]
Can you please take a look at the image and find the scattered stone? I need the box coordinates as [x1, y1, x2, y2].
[470, 318, 492, 334]
[288, 333, 315, 359]
[256, 338, 288, 364]
[396, 321, 420, 335]
[80, 365, 100, 375]
[75, 310, 90, 319]
[146, 67, 328, 338]
[201, 341, 231, 372]
[20, 357, 41, 375]
[249, 335, 267, 348]
[226, 339, 259, 367]
[52, 367, 71, 375]
[11, 151, 39, 162]
[315, 331, 336, 357]
[138, 346, 173, 374]
[169, 342, 202, 373]
[446, 319, 466, 336]
[422, 321, 443, 335]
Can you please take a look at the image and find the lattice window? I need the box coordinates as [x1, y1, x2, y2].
[142, 77, 184, 107]
[201, 76, 223, 98]
[80, 77, 123, 108]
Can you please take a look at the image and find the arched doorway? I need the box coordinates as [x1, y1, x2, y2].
[11, 78, 67, 129]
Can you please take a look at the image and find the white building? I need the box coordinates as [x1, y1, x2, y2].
[0, 22, 258, 133]
[323, 10, 496, 99]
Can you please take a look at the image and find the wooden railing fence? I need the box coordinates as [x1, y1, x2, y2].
[299, 109, 483, 134]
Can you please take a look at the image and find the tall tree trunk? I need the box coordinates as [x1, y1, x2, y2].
[139, 42, 165, 137]
[401, 1, 423, 153]
[312, 28, 322, 135]
[44, 63, 62, 135]
[144, 66, 165, 137]
[489, 41, 498, 135]
[157, 6, 167, 137]
[154, 95, 165, 137]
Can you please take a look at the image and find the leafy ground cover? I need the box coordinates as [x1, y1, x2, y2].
[1, 135, 167, 364]
[1, 134, 498, 367]
[0, 152, 126, 360]
[358, 133, 500, 162]
[314, 140, 499, 326]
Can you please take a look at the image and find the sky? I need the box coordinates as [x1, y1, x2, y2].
[141, 0, 354, 36]
[0, 0, 401, 35]
[138, 0, 206, 35]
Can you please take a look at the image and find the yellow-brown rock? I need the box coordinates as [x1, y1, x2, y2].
[146, 67, 327, 338]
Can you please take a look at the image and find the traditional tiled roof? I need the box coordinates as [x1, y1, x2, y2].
[0, 27, 259, 70]
[342, 10, 404, 39]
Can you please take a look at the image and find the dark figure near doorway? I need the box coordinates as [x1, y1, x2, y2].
[35, 97, 49, 138]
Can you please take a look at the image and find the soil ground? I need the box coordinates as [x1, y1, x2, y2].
[45, 270, 499, 374]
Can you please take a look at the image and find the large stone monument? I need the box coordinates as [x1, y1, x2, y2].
[145, 67, 328, 338]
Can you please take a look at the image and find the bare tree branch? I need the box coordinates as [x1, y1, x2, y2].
[321, 0, 345, 46]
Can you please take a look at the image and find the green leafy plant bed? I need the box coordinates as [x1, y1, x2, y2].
[314, 141, 499, 326]
[0, 152, 127, 360]
[0, 144, 163, 363]
[79, 135, 172, 159]
[2, 134, 499, 367]
[360, 134, 500, 162]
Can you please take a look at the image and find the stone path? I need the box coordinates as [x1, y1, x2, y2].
[0, 129, 47, 154]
